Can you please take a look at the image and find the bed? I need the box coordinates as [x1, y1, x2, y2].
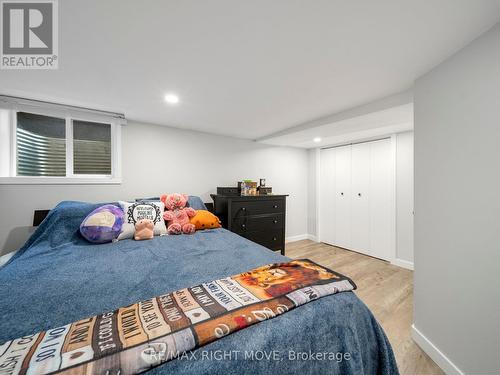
[0, 200, 398, 374]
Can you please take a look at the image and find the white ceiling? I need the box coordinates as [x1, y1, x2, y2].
[262, 103, 414, 148]
[1, 0, 499, 140]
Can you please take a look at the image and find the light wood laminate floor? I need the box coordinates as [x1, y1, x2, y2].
[286, 240, 443, 375]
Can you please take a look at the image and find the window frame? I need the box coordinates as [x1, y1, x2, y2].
[0, 101, 123, 185]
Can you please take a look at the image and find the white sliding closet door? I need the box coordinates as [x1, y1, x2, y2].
[319, 148, 336, 245]
[319, 137, 394, 261]
[369, 139, 393, 260]
[350, 142, 371, 253]
[333, 145, 351, 249]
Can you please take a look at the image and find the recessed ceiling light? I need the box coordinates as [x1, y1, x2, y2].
[313, 137, 322, 143]
[164, 93, 180, 104]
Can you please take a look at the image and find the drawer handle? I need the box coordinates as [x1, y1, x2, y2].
[241, 207, 246, 211]
[273, 237, 277, 241]
[273, 205, 278, 209]
[241, 224, 246, 228]
[273, 220, 278, 224]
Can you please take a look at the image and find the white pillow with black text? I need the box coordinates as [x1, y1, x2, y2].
[117, 201, 167, 240]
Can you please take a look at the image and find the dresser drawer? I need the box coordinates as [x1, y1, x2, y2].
[232, 213, 284, 233]
[241, 230, 284, 251]
[230, 199, 285, 218]
[211, 193, 288, 255]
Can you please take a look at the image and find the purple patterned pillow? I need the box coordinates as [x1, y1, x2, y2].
[80, 205, 124, 243]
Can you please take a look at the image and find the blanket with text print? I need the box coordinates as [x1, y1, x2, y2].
[0, 259, 355, 375]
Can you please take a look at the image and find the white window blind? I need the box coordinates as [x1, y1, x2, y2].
[16, 112, 66, 176]
[0, 95, 124, 184]
[73, 120, 112, 175]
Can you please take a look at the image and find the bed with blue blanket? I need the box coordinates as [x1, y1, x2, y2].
[0, 201, 398, 374]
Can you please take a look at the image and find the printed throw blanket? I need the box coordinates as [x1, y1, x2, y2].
[0, 259, 356, 375]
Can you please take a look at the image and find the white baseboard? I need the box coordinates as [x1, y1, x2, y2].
[307, 234, 318, 242]
[391, 258, 414, 270]
[285, 234, 309, 243]
[411, 325, 464, 375]
[285, 234, 318, 243]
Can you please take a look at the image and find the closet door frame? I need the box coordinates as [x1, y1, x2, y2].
[317, 136, 397, 263]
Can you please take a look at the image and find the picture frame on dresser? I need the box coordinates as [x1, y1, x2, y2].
[211, 191, 288, 255]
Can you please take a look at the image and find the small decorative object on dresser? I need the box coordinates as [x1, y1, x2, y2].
[239, 180, 258, 196]
[258, 186, 272, 195]
[211, 191, 288, 255]
[258, 178, 272, 195]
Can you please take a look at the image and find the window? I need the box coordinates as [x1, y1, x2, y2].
[73, 120, 112, 175]
[0, 96, 123, 184]
[16, 112, 67, 176]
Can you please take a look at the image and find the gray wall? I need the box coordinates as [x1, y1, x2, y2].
[0, 121, 309, 255]
[414, 23, 500, 374]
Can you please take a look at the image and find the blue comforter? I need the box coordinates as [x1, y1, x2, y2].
[0, 201, 398, 374]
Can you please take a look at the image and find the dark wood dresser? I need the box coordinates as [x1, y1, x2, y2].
[211, 194, 288, 255]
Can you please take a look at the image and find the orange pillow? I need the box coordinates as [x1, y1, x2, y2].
[189, 210, 222, 230]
